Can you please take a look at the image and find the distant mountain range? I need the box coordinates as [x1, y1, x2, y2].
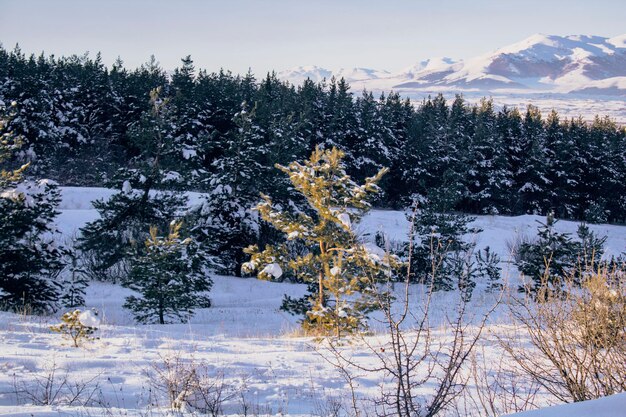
[277, 34, 626, 97]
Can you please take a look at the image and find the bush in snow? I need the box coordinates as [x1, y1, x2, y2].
[123, 220, 212, 324]
[0, 104, 65, 313]
[404, 195, 500, 301]
[147, 351, 237, 414]
[516, 211, 607, 294]
[243, 146, 395, 337]
[502, 261, 626, 402]
[50, 309, 99, 347]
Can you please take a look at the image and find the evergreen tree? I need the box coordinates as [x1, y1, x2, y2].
[323, 78, 358, 162]
[462, 99, 509, 214]
[378, 92, 412, 208]
[400, 95, 449, 204]
[351, 91, 388, 181]
[169, 56, 213, 185]
[515, 105, 549, 213]
[544, 111, 576, 218]
[405, 195, 493, 300]
[516, 212, 607, 293]
[243, 147, 391, 337]
[189, 103, 265, 275]
[60, 247, 89, 308]
[78, 88, 187, 282]
[294, 78, 327, 153]
[124, 221, 211, 324]
[0, 103, 64, 313]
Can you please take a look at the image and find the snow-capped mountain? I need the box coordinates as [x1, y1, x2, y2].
[276, 65, 333, 85]
[276, 66, 390, 85]
[278, 34, 626, 97]
[334, 67, 391, 82]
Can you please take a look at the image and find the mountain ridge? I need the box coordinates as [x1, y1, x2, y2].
[277, 33, 626, 97]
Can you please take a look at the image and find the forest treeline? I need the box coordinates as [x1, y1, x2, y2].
[1, 46, 624, 223]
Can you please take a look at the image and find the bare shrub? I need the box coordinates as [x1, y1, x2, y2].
[505, 231, 535, 264]
[454, 347, 543, 416]
[12, 358, 100, 406]
[147, 351, 236, 415]
[321, 207, 503, 417]
[501, 262, 626, 402]
[80, 247, 128, 283]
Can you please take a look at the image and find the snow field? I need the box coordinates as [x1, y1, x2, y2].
[0, 186, 624, 416]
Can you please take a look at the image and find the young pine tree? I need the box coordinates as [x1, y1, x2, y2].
[0, 103, 65, 313]
[406, 194, 500, 301]
[189, 104, 265, 275]
[60, 247, 89, 308]
[516, 211, 607, 293]
[78, 88, 187, 282]
[243, 147, 393, 337]
[123, 221, 212, 324]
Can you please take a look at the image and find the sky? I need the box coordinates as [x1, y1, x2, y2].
[1, 0, 625, 75]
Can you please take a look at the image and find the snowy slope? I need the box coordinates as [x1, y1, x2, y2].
[504, 392, 626, 417]
[57, 187, 626, 262]
[0, 186, 624, 416]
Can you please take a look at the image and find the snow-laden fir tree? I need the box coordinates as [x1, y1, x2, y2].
[124, 220, 212, 324]
[78, 88, 187, 282]
[0, 103, 65, 313]
[188, 103, 265, 275]
[463, 99, 511, 214]
[243, 147, 394, 337]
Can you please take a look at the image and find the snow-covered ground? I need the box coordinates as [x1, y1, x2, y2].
[504, 392, 626, 417]
[1, 187, 625, 416]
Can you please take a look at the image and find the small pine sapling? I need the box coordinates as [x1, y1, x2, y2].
[123, 221, 212, 324]
[516, 211, 607, 293]
[50, 309, 99, 347]
[405, 195, 498, 300]
[61, 248, 89, 308]
[243, 146, 397, 338]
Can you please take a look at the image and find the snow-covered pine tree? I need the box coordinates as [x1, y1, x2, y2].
[123, 221, 211, 324]
[584, 116, 621, 223]
[0, 103, 65, 313]
[442, 95, 472, 211]
[188, 103, 265, 275]
[243, 147, 392, 337]
[399, 94, 449, 206]
[377, 92, 412, 208]
[169, 56, 213, 185]
[515, 105, 549, 214]
[462, 99, 510, 214]
[323, 78, 358, 162]
[294, 78, 327, 152]
[0, 47, 60, 177]
[351, 91, 388, 182]
[49, 53, 114, 185]
[60, 246, 89, 308]
[78, 87, 187, 282]
[516, 212, 607, 294]
[406, 194, 486, 300]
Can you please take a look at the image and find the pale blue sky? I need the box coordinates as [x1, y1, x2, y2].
[1, 0, 624, 74]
